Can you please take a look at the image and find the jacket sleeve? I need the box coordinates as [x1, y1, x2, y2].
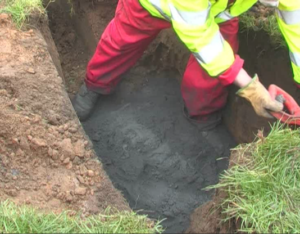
[276, 0, 300, 84]
[169, 0, 243, 85]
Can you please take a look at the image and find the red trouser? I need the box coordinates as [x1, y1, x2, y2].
[85, 0, 239, 120]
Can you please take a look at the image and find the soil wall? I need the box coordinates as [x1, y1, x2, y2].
[0, 13, 128, 215]
[225, 31, 298, 143]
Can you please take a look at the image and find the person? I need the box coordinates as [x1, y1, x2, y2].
[73, 0, 300, 131]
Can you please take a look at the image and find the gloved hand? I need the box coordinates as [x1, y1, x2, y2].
[237, 75, 283, 118]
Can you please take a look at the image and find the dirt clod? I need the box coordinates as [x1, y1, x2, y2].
[66, 162, 73, 169]
[31, 138, 47, 148]
[63, 157, 70, 165]
[75, 187, 87, 195]
[61, 138, 74, 158]
[26, 67, 36, 74]
[87, 170, 94, 177]
[74, 140, 85, 158]
[77, 175, 85, 184]
[48, 147, 53, 157]
[60, 154, 64, 162]
[65, 191, 73, 202]
[63, 123, 70, 131]
[12, 138, 19, 145]
[80, 165, 87, 176]
[69, 127, 78, 133]
[73, 156, 81, 165]
[20, 137, 30, 150]
[5, 189, 18, 197]
[0, 13, 10, 24]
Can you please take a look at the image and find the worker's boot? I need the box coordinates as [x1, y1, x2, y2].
[72, 83, 100, 121]
[183, 106, 235, 156]
[183, 106, 222, 131]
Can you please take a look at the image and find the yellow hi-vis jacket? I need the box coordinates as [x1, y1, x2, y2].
[139, 0, 300, 84]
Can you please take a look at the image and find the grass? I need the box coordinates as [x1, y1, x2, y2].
[207, 123, 300, 233]
[0, 0, 45, 28]
[239, 11, 285, 47]
[0, 200, 163, 233]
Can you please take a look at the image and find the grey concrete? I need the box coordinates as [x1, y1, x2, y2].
[82, 72, 236, 233]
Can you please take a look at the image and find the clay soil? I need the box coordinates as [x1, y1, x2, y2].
[0, 13, 128, 216]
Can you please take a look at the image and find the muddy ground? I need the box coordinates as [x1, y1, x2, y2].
[82, 72, 236, 232]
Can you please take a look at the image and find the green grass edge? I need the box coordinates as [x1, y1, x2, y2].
[206, 122, 300, 233]
[0, 0, 45, 28]
[0, 200, 164, 233]
[239, 12, 285, 48]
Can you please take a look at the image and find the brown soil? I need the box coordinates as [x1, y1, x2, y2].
[249, 3, 275, 20]
[225, 29, 300, 143]
[186, 189, 233, 233]
[186, 150, 244, 233]
[46, 0, 94, 95]
[0, 13, 128, 215]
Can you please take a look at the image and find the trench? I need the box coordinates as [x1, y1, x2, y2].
[47, 1, 299, 233]
[83, 73, 235, 233]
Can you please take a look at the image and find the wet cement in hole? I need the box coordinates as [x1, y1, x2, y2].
[82, 73, 236, 233]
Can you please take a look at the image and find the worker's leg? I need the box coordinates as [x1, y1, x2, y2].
[85, 0, 170, 94]
[181, 18, 239, 130]
[73, 0, 170, 120]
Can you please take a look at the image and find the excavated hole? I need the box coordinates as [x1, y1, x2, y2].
[47, 0, 299, 232]
[82, 72, 235, 233]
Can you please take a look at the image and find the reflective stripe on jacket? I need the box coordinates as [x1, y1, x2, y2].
[138, 0, 256, 77]
[139, 0, 300, 83]
[276, 0, 300, 84]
